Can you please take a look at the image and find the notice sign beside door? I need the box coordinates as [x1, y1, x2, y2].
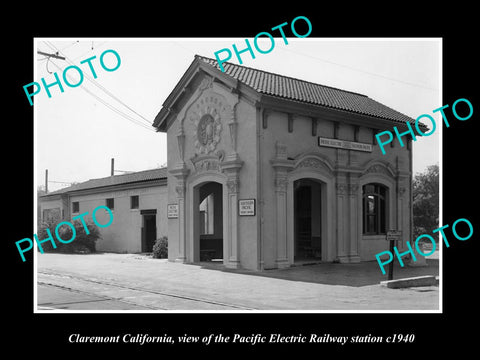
[239, 199, 256, 216]
[167, 204, 179, 218]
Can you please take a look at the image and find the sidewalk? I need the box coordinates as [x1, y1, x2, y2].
[36, 252, 440, 311]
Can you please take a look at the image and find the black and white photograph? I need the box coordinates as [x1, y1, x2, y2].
[7, 8, 479, 355]
[34, 37, 441, 312]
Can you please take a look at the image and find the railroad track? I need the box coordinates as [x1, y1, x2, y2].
[37, 270, 255, 311]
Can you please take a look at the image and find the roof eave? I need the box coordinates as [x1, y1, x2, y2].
[40, 178, 167, 200]
[257, 93, 421, 132]
[39, 193, 66, 200]
[153, 57, 203, 132]
[154, 56, 247, 132]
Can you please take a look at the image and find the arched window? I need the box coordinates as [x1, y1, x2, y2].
[362, 183, 387, 235]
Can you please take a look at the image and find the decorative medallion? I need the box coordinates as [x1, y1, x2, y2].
[192, 102, 223, 155]
[197, 115, 216, 145]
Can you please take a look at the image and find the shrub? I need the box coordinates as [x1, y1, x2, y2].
[37, 217, 102, 253]
[152, 236, 168, 259]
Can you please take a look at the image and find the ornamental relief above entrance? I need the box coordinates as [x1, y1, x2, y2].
[194, 111, 222, 154]
[190, 151, 225, 174]
[189, 94, 230, 156]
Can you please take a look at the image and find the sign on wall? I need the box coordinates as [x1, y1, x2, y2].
[239, 199, 256, 216]
[167, 204, 179, 219]
[386, 230, 402, 241]
[318, 137, 372, 152]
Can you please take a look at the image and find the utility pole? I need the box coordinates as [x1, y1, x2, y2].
[44, 169, 75, 192]
[37, 50, 66, 60]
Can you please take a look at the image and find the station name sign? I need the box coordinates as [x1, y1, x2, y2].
[318, 137, 372, 152]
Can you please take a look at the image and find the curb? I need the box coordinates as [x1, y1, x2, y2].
[380, 275, 438, 289]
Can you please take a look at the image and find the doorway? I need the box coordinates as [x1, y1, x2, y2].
[194, 182, 223, 262]
[294, 179, 322, 261]
[141, 210, 157, 252]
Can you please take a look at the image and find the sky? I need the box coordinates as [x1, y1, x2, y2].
[34, 38, 441, 192]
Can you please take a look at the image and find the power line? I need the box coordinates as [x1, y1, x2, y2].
[70, 41, 109, 62]
[169, 40, 437, 92]
[114, 169, 135, 174]
[59, 40, 79, 52]
[277, 45, 438, 92]
[172, 41, 196, 56]
[44, 41, 153, 126]
[47, 58, 156, 132]
[40, 40, 155, 132]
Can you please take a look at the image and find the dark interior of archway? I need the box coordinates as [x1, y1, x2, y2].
[294, 179, 322, 261]
[198, 182, 223, 261]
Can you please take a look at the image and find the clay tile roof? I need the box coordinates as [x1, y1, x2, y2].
[41, 167, 167, 197]
[196, 55, 418, 126]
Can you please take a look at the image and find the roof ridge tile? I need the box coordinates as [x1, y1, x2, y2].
[195, 54, 415, 125]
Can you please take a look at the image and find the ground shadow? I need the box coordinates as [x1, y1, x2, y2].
[197, 259, 439, 287]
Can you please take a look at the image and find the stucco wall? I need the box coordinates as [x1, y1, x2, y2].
[163, 70, 412, 269]
[260, 110, 412, 266]
[166, 74, 259, 269]
[69, 185, 167, 253]
[233, 97, 259, 270]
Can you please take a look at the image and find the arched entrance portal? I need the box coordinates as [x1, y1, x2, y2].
[294, 178, 323, 262]
[193, 181, 223, 263]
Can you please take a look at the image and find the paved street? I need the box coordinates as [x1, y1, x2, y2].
[36, 253, 440, 311]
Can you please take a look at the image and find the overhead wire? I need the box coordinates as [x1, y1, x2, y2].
[59, 40, 79, 52]
[277, 45, 438, 92]
[39, 41, 155, 132]
[172, 41, 197, 56]
[45, 41, 153, 126]
[46, 58, 156, 132]
[170, 40, 437, 93]
[69, 41, 109, 61]
[43, 40, 437, 93]
[46, 58, 53, 74]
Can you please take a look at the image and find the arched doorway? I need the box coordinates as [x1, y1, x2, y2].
[193, 181, 223, 263]
[286, 168, 335, 265]
[293, 178, 323, 262]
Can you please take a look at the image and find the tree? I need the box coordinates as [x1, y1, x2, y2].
[413, 164, 439, 242]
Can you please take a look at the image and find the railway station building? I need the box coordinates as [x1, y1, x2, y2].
[152, 55, 419, 270]
[40, 55, 421, 271]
